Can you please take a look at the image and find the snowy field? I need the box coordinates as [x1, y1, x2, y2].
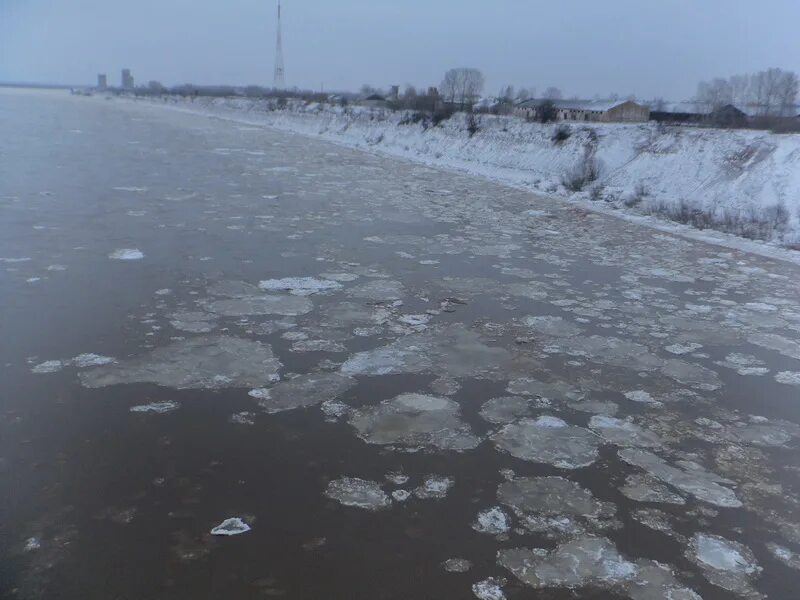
[127, 95, 800, 258]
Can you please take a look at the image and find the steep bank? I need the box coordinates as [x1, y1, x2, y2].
[125, 95, 800, 253]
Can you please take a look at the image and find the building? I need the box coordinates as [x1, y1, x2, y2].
[97, 74, 107, 90]
[360, 93, 389, 108]
[515, 99, 650, 123]
[121, 69, 134, 90]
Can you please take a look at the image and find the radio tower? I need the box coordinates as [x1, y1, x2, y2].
[273, 0, 285, 89]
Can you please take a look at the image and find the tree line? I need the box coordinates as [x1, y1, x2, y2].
[695, 68, 799, 116]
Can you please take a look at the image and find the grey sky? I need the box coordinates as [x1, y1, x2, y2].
[2, 0, 799, 100]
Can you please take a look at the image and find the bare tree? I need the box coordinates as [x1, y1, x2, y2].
[543, 87, 563, 100]
[516, 87, 533, 101]
[696, 68, 799, 116]
[441, 68, 485, 110]
[651, 97, 667, 112]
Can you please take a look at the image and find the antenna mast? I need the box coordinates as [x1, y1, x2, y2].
[273, 0, 286, 88]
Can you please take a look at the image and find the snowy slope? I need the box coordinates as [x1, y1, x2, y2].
[126, 95, 800, 251]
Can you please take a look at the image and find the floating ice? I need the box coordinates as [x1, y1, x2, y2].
[491, 417, 600, 469]
[346, 279, 405, 301]
[687, 533, 762, 597]
[109, 249, 144, 260]
[391, 490, 411, 502]
[348, 393, 480, 451]
[249, 373, 355, 414]
[620, 474, 686, 505]
[230, 411, 256, 425]
[588, 416, 663, 448]
[258, 277, 342, 296]
[521, 315, 582, 337]
[775, 371, 800, 386]
[204, 295, 313, 317]
[24, 537, 41, 552]
[715, 353, 768, 376]
[31, 360, 64, 374]
[169, 311, 217, 333]
[748, 333, 800, 361]
[320, 272, 360, 282]
[499, 536, 637, 589]
[480, 396, 540, 425]
[71, 354, 116, 368]
[325, 477, 391, 510]
[766, 542, 800, 570]
[619, 448, 741, 508]
[113, 186, 148, 192]
[129, 401, 180, 414]
[341, 324, 513, 380]
[472, 578, 507, 600]
[442, 558, 472, 573]
[506, 378, 582, 401]
[0, 257, 31, 263]
[385, 472, 409, 485]
[660, 359, 721, 390]
[498, 476, 615, 535]
[291, 339, 348, 353]
[472, 506, 511, 535]
[414, 475, 454, 499]
[623, 390, 661, 406]
[664, 343, 702, 355]
[80, 335, 282, 390]
[210, 517, 251, 536]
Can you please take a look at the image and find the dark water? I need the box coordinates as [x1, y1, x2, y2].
[2, 89, 800, 599]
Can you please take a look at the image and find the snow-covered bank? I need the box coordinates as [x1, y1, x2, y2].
[125, 95, 800, 260]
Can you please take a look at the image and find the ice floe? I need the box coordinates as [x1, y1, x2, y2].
[619, 448, 741, 508]
[479, 396, 542, 425]
[775, 371, 800, 386]
[414, 475, 454, 499]
[588, 416, 663, 448]
[472, 506, 511, 535]
[620, 474, 686, 505]
[210, 517, 251, 536]
[108, 249, 144, 260]
[442, 558, 472, 573]
[258, 276, 342, 296]
[498, 476, 616, 536]
[471, 578, 507, 600]
[80, 335, 281, 390]
[491, 417, 600, 469]
[129, 401, 180, 414]
[325, 477, 391, 510]
[249, 373, 355, 414]
[686, 533, 762, 598]
[348, 393, 480, 451]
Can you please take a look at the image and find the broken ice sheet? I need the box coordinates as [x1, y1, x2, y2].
[766, 542, 800, 570]
[257, 276, 342, 296]
[686, 533, 762, 598]
[491, 416, 600, 469]
[348, 393, 480, 452]
[341, 324, 515, 380]
[618, 448, 741, 508]
[204, 294, 313, 317]
[775, 371, 800, 386]
[620, 474, 686, 505]
[498, 476, 616, 536]
[210, 518, 251, 536]
[499, 536, 700, 599]
[325, 477, 390, 511]
[80, 335, 281, 390]
[479, 396, 542, 425]
[588, 416, 663, 448]
[249, 373, 355, 414]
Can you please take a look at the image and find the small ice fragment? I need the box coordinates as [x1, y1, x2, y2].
[325, 477, 391, 510]
[665, 343, 702, 355]
[472, 506, 511, 535]
[72, 353, 116, 368]
[775, 372, 800, 386]
[623, 390, 661, 405]
[443, 558, 472, 573]
[31, 360, 64, 374]
[392, 490, 411, 502]
[385, 472, 410, 485]
[472, 578, 507, 600]
[415, 475, 454, 499]
[129, 401, 180, 414]
[210, 517, 251, 536]
[109, 249, 144, 260]
[24, 537, 41, 552]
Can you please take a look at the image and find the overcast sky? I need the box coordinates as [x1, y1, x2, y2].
[2, 0, 799, 100]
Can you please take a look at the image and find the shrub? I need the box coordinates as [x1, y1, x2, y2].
[432, 107, 455, 127]
[562, 154, 599, 192]
[538, 100, 558, 124]
[552, 124, 572, 143]
[467, 113, 480, 137]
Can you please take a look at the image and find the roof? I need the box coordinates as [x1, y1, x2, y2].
[516, 98, 643, 112]
[363, 94, 386, 101]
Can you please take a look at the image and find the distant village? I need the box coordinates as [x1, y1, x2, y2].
[87, 67, 800, 134]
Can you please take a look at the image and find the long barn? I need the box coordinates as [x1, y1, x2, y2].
[514, 98, 650, 123]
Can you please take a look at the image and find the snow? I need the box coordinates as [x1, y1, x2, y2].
[126, 95, 800, 263]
